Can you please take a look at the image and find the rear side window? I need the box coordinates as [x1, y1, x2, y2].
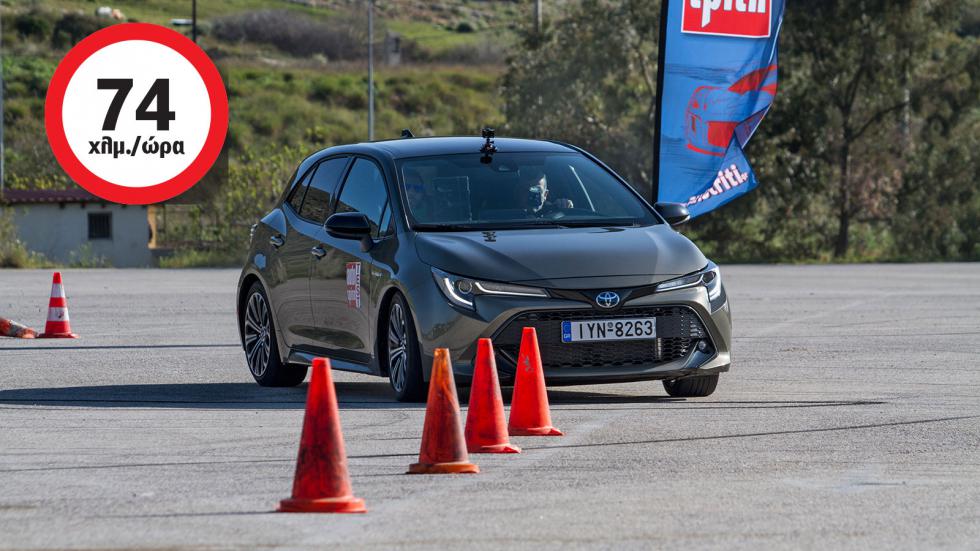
[299, 157, 349, 224]
[286, 169, 311, 213]
[335, 158, 389, 237]
[378, 204, 393, 237]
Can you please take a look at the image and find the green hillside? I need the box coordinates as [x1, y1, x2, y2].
[0, 0, 529, 265]
[1, 0, 519, 189]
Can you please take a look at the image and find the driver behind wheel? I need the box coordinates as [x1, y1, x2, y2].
[515, 168, 573, 215]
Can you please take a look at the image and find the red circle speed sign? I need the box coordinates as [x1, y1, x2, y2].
[45, 23, 228, 205]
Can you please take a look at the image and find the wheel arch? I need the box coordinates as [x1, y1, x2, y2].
[237, 273, 262, 345]
[237, 271, 289, 366]
[374, 282, 427, 377]
[374, 285, 403, 376]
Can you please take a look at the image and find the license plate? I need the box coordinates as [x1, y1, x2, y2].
[561, 318, 657, 343]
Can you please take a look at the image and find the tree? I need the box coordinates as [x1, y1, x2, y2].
[788, 0, 969, 258]
[503, 0, 661, 193]
[893, 16, 980, 260]
[503, 0, 979, 261]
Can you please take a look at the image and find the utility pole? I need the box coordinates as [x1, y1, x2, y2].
[191, 0, 198, 43]
[534, 0, 542, 34]
[367, 0, 375, 141]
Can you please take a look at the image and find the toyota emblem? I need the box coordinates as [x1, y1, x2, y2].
[595, 291, 620, 309]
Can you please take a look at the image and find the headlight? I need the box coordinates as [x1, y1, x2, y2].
[655, 261, 724, 308]
[432, 268, 548, 310]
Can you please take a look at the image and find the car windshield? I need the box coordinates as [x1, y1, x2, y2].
[396, 152, 657, 230]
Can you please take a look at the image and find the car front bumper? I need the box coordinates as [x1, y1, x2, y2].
[407, 280, 732, 385]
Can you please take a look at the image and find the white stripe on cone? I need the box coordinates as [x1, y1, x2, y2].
[47, 307, 69, 322]
[50, 284, 65, 298]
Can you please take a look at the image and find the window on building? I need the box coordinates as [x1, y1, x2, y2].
[88, 212, 112, 240]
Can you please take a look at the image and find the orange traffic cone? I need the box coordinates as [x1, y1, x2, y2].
[408, 348, 480, 474]
[38, 272, 78, 339]
[508, 327, 563, 436]
[0, 317, 36, 339]
[278, 358, 366, 513]
[465, 339, 520, 454]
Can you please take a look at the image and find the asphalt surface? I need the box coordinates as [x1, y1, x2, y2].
[1, 264, 978, 550]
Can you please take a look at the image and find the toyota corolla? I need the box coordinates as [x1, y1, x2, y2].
[237, 133, 732, 401]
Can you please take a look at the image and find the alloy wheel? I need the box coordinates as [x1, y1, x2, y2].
[244, 291, 272, 378]
[387, 302, 409, 394]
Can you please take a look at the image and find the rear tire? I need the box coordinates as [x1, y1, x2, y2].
[663, 374, 719, 397]
[242, 282, 308, 387]
[384, 294, 427, 402]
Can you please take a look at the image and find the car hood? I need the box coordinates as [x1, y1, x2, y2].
[414, 225, 708, 289]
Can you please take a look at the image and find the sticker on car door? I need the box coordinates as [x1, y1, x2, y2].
[345, 262, 361, 308]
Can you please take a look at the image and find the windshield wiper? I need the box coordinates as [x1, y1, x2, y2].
[413, 223, 493, 231]
[553, 219, 641, 228]
[412, 220, 643, 231]
[507, 219, 642, 229]
[503, 221, 571, 229]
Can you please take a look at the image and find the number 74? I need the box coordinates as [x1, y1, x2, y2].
[97, 78, 176, 131]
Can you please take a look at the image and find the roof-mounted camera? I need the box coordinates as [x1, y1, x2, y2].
[480, 127, 497, 154]
[480, 127, 497, 164]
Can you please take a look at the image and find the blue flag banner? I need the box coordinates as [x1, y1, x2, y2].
[655, 0, 785, 217]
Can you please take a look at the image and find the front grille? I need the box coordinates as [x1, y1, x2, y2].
[493, 306, 707, 370]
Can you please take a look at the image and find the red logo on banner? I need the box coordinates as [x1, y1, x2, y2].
[682, 0, 771, 38]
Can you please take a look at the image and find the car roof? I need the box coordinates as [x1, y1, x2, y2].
[315, 136, 578, 161]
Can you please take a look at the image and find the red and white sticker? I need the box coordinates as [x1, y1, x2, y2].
[346, 262, 362, 309]
[45, 23, 228, 204]
[682, 0, 771, 38]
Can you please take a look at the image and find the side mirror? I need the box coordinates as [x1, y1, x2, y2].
[325, 212, 372, 239]
[654, 202, 690, 226]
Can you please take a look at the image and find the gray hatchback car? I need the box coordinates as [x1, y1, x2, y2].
[237, 134, 732, 401]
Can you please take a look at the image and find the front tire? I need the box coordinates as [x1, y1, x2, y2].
[242, 282, 307, 387]
[384, 294, 427, 402]
[663, 374, 719, 397]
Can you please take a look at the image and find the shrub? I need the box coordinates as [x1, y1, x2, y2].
[68, 243, 111, 268]
[157, 249, 244, 268]
[51, 13, 108, 49]
[14, 10, 54, 41]
[309, 75, 367, 109]
[212, 10, 369, 61]
[0, 209, 50, 268]
[402, 37, 502, 65]
[3, 54, 57, 98]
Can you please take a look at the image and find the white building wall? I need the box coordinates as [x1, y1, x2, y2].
[6, 203, 152, 267]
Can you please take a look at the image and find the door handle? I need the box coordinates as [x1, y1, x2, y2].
[269, 234, 285, 248]
[310, 246, 326, 259]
